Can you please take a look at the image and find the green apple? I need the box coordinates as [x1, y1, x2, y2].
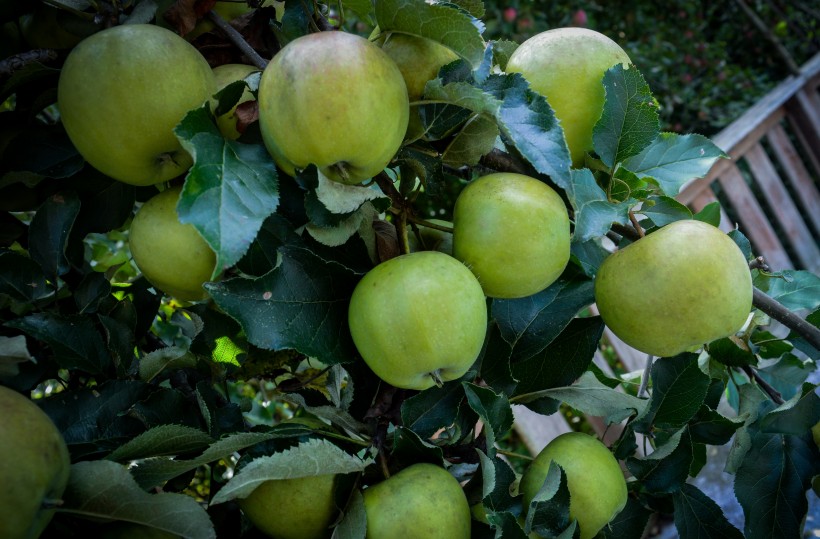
[0, 385, 71, 539]
[212, 63, 260, 140]
[258, 31, 409, 184]
[506, 28, 631, 167]
[452, 173, 570, 299]
[239, 474, 337, 539]
[380, 33, 459, 101]
[594, 219, 753, 357]
[348, 251, 487, 390]
[58, 24, 216, 186]
[520, 432, 626, 539]
[363, 463, 470, 538]
[129, 186, 217, 302]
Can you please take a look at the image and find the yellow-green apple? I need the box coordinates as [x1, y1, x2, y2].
[257, 31, 409, 184]
[58, 24, 215, 186]
[452, 173, 570, 299]
[506, 28, 631, 167]
[363, 463, 471, 538]
[594, 219, 753, 357]
[347, 251, 487, 390]
[520, 432, 626, 539]
[0, 385, 71, 539]
[212, 63, 260, 139]
[129, 186, 217, 301]
[239, 474, 338, 539]
[380, 33, 459, 101]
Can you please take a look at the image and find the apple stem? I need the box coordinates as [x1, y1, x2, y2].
[409, 217, 454, 234]
[628, 210, 645, 238]
[430, 370, 445, 388]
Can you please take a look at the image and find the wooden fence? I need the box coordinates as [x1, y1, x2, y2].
[513, 51, 820, 456]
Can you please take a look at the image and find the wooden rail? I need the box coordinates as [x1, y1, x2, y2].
[513, 51, 820, 457]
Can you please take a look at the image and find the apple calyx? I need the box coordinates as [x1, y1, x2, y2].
[429, 370, 445, 388]
[328, 161, 352, 183]
[156, 151, 183, 168]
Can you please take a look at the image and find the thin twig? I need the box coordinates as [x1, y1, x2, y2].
[408, 216, 454, 234]
[628, 210, 645, 238]
[753, 288, 820, 351]
[207, 10, 269, 69]
[637, 355, 654, 398]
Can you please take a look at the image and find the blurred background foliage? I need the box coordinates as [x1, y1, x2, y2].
[481, 0, 819, 136]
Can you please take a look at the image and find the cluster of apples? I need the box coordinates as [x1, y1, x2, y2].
[54, 19, 756, 539]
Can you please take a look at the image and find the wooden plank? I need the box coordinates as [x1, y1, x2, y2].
[687, 188, 735, 233]
[766, 123, 820, 235]
[785, 88, 820, 175]
[717, 164, 793, 271]
[743, 144, 820, 271]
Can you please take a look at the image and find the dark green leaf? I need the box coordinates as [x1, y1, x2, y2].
[401, 374, 471, 439]
[511, 317, 604, 398]
[638, 196, 692, 227]
[787, 309, 819, 357]
[728, 229, 753, 261]
[593, 64, 659, 168]
[207, 246, 358, 365]
[479, 321, 517, 396]
[706, 336, 757, 367]
[759, 382, 820, 436]
[441, 114, 499, 167]
[757, 354, 815, 401]
[671, 483, 743, 539]
[569, 238, 611, 278]
[476, 450, 518, 514]
[492, 275, 595, 361]
[74, 271, 112, 314]
[626, 426, 693, 494]
[390, 426, 445, 469]
[332, 490, 367, 539]
[6, 312, 111, 375]
[621, 133, 728, 196]
[28, 191, 81, 282]
[0, 250, 52, 302]
[175, 104, 279, 276]
[0, 123, 83, 183]
[341, 0, 373, 22]
[486, 511, 529, 539]
[375, 0, 486, 68]
[688, 405, 744, 446]
[463, 383, 513, 456]
[490, 39, 519, 71]
[633, 353, 710, 433]
[735, 426, 819, 539]
[600, 497, 653, 539]
[524, 461, 573, 538]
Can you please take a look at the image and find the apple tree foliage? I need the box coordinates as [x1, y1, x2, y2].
[1, 1, 819, 538]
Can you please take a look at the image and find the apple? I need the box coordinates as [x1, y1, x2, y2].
[0, 385, 71, 539]
[506, 28, 631, 167]
[452, 173, 570, 299]
[58, 24, 216, 186]
[212, 63, 260, 140]
[238, 474, 338, 539]
[363, 463, 471, 538]
[347, 251, 487, 390]
[520, 432, 626, 539]
[129, 186, 217, 302]
[257, 31, 409, 184]
[380, 33, 459, 101]
[594, 219, 753, 357]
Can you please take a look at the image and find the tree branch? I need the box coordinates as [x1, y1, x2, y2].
[207, 10, 269, 70]
[0, 50, 58, 78]
[741, 365, 784, 405]
[752, 287, 820, 351]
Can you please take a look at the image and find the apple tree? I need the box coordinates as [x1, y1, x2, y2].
[0, 1, 818, 538]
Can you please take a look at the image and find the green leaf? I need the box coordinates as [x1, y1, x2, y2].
[626, 426, 693, 494]
[638, 196, 692, 227]
[138, 346, 198, 382]
[633, 353, 710, 433]
[476, 450, 517, 514]
[106, 424, 213, 462]
[688, 405, 744, 446]
[758, 353, 815, 401]
[706, 336, 757, 367]
[207, 246, 359, 365]
[0, 250, 52, 303]
[212, 438, 371, 504]
[6, 312, 111, 375]
[0, 123, 84, 184]
[332, 489, 367, 539]
[59, 461, 215, 539]
[131, 430, 307, 489]
[693, 201, 722, 227]
[492, 275, 595, 362]
[757, 270, 820, 312]
[566, 168, 633, 242]
[28, 191, 81, 283]
[490, 39, 518, 71]
[390, 426, 445, 470]
[671, 483, 743, 539]
[759, 382, 820, 436]
[621, 133, 728, 196]
[479, 322, 517, 396]
[511, 317, 604, 399]
[514, 371, 646, 425]
[486, 511, 529, 539]
[735, 426, 819, 539]
[341, 0, 374, 22]
[592, 64, 659, 168]
[0, 335, 34, 377]
[600, 497, 653, 539]
[463, 383, 513, 457]
[524, 461, 573, 537]
[401, 373, 473, 439]
[570, 238, 611, 277]
[446, 0, 485, 18]
[174, 104, 279, 276]
[375, 0, 486, 68]
[441, 114, 500, 167]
